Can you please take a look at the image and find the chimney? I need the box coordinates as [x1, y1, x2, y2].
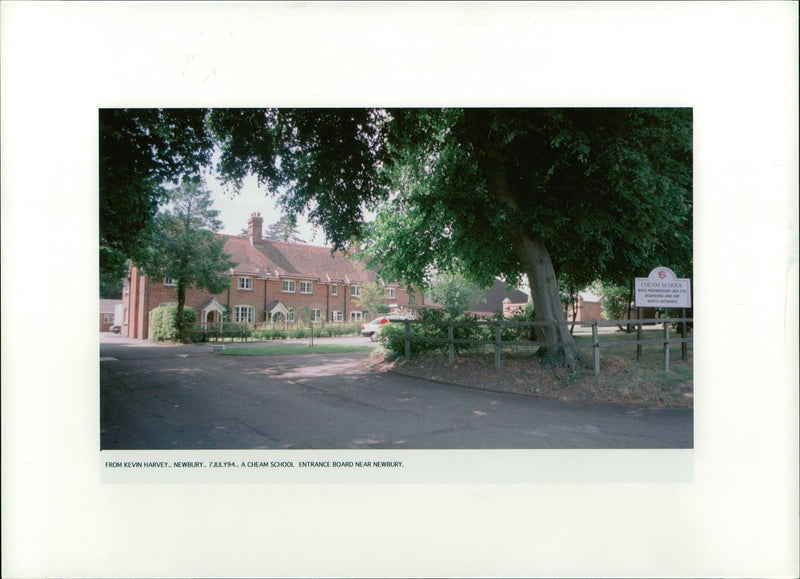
[248, 212, 263, 246]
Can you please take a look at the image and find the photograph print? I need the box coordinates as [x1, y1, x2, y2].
[100, 108, 693, 450]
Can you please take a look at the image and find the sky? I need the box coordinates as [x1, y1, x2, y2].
[204, 166, 327, 246]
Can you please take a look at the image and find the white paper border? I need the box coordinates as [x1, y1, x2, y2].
[2, 2, 798, 577]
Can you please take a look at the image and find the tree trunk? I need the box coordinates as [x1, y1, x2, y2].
[569, 288, 578, 334]
[626, 279, 634, 333]
[483, 163, 582, 369]
[176, 280, 187, 343]
[515, 234, 581, 368]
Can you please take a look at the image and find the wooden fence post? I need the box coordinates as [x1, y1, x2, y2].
[663, 321, 670, 372]
[447, 323, 454, 365]
[637, 307, 643, 361]
[592, 320, 600, 376]
[494, 323, 501, 371]
[681, 308, 687, 360]
[404, 320, 411, 358]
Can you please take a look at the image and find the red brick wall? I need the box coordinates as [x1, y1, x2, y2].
[578, 299, 603, 321]
[124, 268, 149, 339]
[147, 279, 180, 308]
[125, 270, 420, 338]
[565, 297, 604, 322]
[100, 314, 115, 332]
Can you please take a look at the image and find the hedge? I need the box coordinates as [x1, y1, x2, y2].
[250, 323, 361, 341]
[379, 308, 538, 359]
[149, 306, 197, 342]
[185, 322, 363, 342]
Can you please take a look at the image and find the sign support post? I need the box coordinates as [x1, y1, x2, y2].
[634, 267, 692, 368]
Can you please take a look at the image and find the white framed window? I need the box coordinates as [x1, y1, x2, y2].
[311, 308, 322, 323]
[384, 287, 396, 299]
[159, 302, 178, 308]
[350, 311, 362, 322]
[233, 305, 255, 324]
[282, 280, 296, 293]
[238, 277, 253, 291]
[331, 311, 343, 323]
[350, 285, 361, 297]
[300, 281, 313, 294]
[331, 284, 339, 296]
[287, 308, 296, 322]
[163, 277, 177, 287]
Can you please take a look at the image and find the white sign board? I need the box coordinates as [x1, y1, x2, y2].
[635, 267, 692, 308]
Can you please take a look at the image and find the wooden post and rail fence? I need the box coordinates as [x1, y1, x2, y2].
[397, 316, 692, 376]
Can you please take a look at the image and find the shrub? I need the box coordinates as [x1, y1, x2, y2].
[489, 306, 538, 342]
[149, 306, 197, 342]
[247, 323, 362, 341]
[380, 310, 484, 358]
[313, 323, 361, 338]
[380, 308, 544, 359]
[595, 283, 632, 320]
[380, 321, 445, 358]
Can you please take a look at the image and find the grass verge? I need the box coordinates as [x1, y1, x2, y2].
[377, 347, 693, 408]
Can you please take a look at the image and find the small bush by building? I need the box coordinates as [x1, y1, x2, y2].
[149, 306, 197, 342]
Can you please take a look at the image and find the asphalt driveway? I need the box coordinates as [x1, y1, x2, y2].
[100, 336, 693, 449]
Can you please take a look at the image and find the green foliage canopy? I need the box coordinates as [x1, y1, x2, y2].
[209, 109, 389, 249]
[207, 108, 691, 366]
[366, 108, 692, 289]
[427, 272, 486, 318]
[595, 282, 634, 321]
[355, 281, 391, 317]
[263, 215, 307, 244]
[135, 176, 236, 341]
[99, 108, 214, 280]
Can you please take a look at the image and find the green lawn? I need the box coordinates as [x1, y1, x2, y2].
[216, 344, 375, 356]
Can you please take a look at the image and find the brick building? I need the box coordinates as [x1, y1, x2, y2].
[469, 279, 530, 317]
[502, 290, 604, 321]
[99, 298, 122, 332]
[122, 213, 420, 339]
[565, 290, 603, 322]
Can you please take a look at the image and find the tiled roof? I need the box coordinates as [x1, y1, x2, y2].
[222, 236, 378, 284]
[197, 297, 225, 311]
[99, 298, 121, 313]
[470, 279, 529, 313]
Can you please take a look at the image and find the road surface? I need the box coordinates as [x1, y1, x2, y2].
[100, 335, 693, 449]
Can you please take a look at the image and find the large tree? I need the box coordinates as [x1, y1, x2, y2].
[263, 215, 307, 244]
[99, 108, 214, 281]
[208, 108, 692, 367]
[428, 272, 486, 319]
[135, 176, 235, 342]
[209, 109, 389, 248]
[355, 281, 391, 319]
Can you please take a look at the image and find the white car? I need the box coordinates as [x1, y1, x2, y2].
[360, 315, 408, 342]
